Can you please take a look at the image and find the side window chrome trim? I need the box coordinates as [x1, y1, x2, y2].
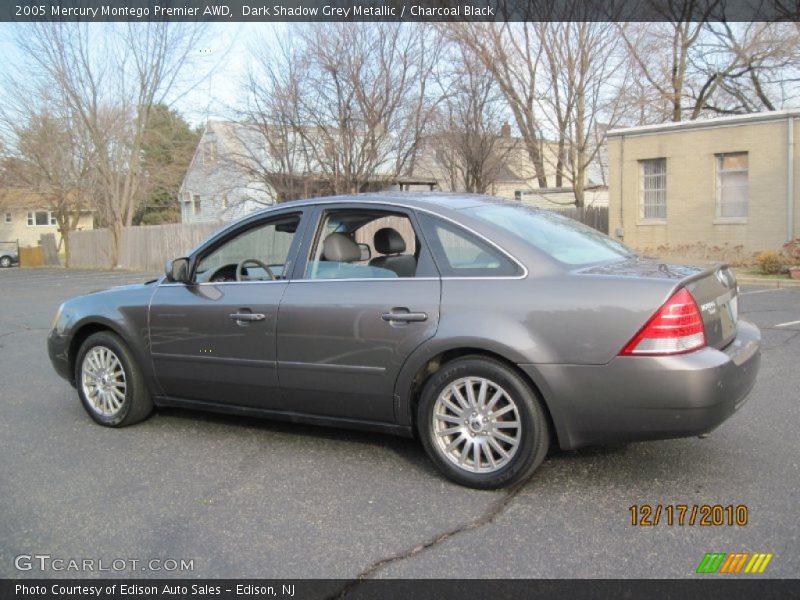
[159, 280, 288, 287]
[171, 199, 528, 282]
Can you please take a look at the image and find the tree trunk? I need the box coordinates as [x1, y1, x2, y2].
[62, 231, 71, 268]
[110, 221, 123, 269]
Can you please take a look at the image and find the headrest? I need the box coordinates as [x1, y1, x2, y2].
[374, 228, 406, 255]
[322, 233, 361, 263]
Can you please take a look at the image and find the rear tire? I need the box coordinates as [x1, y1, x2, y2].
[417, 356, 550, 490]
[0, 256, 11, 268]
[75, 331, 153, 427]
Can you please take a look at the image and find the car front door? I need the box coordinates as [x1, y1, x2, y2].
[148, 210, 307, 408]
[275, 204, 441, 423]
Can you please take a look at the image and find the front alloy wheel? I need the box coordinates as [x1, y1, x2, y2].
[418, 356, 550, 489]
[81, 346, 127, 418]
[75, 331, 153, 427]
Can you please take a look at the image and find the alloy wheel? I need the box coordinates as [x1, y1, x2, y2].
[431, 376, 522, 474]
[80, 346, 127, 417]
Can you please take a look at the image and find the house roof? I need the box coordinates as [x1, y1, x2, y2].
[0, 189, 48, 209]
[0, 188, 94, 211]
[607, 109, 800, 138]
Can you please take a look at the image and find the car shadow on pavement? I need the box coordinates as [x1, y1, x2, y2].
[152, 406, 443, 479]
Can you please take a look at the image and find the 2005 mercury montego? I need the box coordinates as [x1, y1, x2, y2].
[48, 193, 760, 489]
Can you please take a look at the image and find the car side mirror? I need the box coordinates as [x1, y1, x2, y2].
[357, 243, 371, 262]
[165, 257, 190, 283]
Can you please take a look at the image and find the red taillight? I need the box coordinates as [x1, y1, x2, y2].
[620, 288, 706, 356]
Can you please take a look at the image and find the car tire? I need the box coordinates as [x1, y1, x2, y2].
[75, 331, 154, 427]
[417, 356, 550, 490]
[0, 255, 11, 268]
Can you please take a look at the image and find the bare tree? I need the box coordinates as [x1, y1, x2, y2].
[443, 22, 550, 188]
[235, 34, 326, 203]
[428, 47, 519, 194]
[0, 104, 98, 266]
[695, 22, 800, 114]
[15, 23, 209, 265]
[536, 22, 629, 206]
[619, 2, 800, 122]
[241, 23, 442, 199]
[446, 22, 628, 205]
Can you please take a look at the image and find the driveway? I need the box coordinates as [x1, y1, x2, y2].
[0, 269, 797, 580]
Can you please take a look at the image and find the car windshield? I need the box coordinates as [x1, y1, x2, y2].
[465, 204, 635, 266]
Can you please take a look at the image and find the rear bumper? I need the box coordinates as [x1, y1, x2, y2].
[521, 320, 761, 450]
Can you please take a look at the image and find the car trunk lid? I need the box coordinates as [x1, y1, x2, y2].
[684, 266, 739, 350]
[578, 259, 739, 351]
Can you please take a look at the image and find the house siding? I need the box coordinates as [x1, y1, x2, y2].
[179, 124, 274, 224]
[0, 207, 93, 248]
[608, 113, 799, 256]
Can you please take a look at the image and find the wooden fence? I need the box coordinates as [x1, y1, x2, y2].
[69, 223, 223, 271]
[547, 205, 609, 233]
[68, 205, 610, 272]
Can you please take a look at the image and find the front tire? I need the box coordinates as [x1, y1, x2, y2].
[75, 331, 153, 427]
[417, 356, 550, 490]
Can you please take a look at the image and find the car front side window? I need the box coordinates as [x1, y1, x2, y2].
[194, 214, 301, 283]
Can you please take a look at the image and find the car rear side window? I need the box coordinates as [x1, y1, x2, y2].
[418, 214, 520, 277]
[466, 204, 634, 266]
[305, 209, 430, 280]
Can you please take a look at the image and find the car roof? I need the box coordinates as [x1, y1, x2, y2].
[263, 192, 513, 217]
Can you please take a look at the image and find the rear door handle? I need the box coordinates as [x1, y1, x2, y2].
[229, 312, 266, 323]
[382, 310, 428, 323]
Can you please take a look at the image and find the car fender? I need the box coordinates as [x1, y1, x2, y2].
[392, 309, 560, 429]
[59, 286, 160, 394]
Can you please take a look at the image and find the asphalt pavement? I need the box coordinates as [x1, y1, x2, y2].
[0, 268, 797, 580]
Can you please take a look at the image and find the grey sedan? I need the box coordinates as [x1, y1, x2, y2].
[0, 247, 18, 268]
[47, 194, 760, 489]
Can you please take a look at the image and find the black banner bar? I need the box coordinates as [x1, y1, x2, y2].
[4, 0, 800, 23]
[3, 579, 799, 600]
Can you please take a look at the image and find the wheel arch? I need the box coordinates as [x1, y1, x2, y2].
[66, 318, 158, 396]
[395, 344, 562, 449]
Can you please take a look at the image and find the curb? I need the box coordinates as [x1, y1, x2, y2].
[737, 277, 800, 288]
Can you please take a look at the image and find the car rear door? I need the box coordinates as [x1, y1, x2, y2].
[275, 203, 441, 423]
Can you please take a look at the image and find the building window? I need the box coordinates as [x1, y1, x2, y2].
[716, 152, 748, 219]
[27, 210, 55, 226]
[202, 141, 216, 164]
[639, 158, 666, 220]
[193, 195, 201, 215]
[4, 212, 11, 224]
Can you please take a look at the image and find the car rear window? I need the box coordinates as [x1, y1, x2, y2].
[465, 204, 634, 266]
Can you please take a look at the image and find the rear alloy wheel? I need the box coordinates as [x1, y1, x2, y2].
[418, 356, 549, 489]
[0, 256, 11, 268]
[75, 331, 153, 427]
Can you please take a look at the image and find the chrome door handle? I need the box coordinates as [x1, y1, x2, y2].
[382, 311, 428, 323]
[229, 312, 266, 322]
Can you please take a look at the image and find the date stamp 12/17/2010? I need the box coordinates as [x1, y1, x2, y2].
[629, 504, 748, 526]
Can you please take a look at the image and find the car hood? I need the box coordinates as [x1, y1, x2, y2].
[86, 278, 160, 296]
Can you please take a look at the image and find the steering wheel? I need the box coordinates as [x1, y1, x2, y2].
[236, 258, 276, 281]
